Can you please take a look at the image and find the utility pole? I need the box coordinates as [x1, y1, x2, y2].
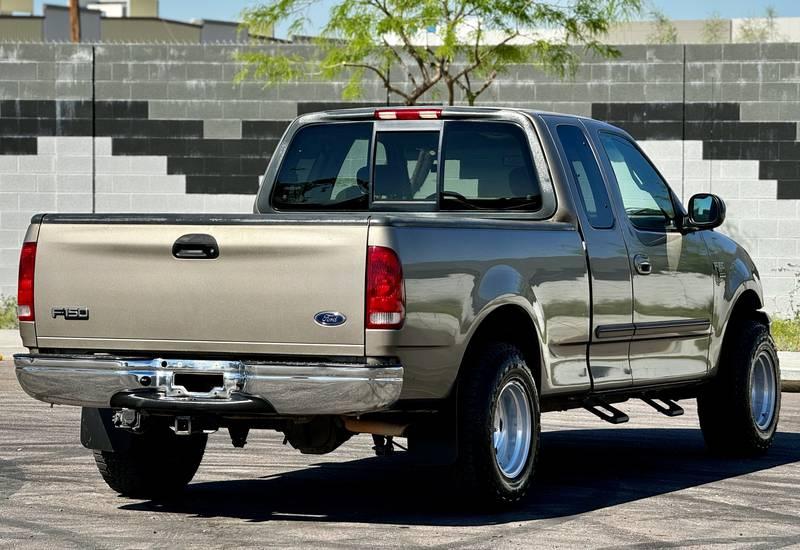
[69, 0, 81, 43]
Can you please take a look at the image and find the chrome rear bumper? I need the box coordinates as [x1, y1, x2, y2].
[14, 354, 403, 415]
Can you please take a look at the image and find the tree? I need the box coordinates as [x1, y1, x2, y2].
[738, 6, 784, 43]
[701, 12, 727, 44]
[236, 0, 642, 106]
[647, 9, 677, 44]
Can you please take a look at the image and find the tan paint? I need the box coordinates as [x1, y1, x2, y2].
[19, 321, 36, 349]
[34, 222, 368, 355]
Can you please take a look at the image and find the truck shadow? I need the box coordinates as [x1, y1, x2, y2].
[120, 428, 800, 526]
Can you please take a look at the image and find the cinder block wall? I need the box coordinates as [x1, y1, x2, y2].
[0, 42, 799, 316]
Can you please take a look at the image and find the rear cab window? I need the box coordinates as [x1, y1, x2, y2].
[270, 122, 372, 211]
[264, 116, 545, 213]
[441, 121, 541, 211]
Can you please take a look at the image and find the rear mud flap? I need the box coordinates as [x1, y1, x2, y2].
[81, 407, 133, 452]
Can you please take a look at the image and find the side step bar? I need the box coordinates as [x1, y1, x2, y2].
[584, 399, 629, 424]
[642, 397, 684, 417]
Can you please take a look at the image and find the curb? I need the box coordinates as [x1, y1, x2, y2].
[0, 329, 23, 362]
[779, 351, 799, 393]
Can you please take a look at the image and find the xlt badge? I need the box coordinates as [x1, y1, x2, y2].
[51, 307, 90, 320]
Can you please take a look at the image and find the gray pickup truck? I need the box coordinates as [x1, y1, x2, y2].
[14, 106, 780, 506]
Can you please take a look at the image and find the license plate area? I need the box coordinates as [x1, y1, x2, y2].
[172, 372, 225, 395]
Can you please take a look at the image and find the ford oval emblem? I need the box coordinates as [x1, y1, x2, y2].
[314, 311, 347, 327]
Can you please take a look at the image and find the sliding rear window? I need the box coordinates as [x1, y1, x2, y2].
[269, 120, 542, 212]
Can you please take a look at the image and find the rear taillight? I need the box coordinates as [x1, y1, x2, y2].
[366, 246, 405, 329]
[17, 242, 37, 322]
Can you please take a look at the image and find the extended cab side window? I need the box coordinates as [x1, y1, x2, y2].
[440, 121, 542, 211]
[556, 125, 614, 229]
[599, 133, 677, 232]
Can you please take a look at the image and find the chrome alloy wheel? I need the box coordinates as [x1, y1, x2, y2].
[750, 348, 778, 431]
[492, 379, 533, 479]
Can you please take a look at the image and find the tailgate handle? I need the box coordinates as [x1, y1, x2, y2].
[172, 234, 219, 259]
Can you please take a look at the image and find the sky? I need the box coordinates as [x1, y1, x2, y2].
[32, 0, 800, 38]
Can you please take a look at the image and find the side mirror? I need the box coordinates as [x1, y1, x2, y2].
[686, 193, 726, 230]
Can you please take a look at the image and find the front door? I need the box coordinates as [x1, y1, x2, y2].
[593, 130, 715, 385]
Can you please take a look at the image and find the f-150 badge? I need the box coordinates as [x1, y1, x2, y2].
[51, 307, 90, 320]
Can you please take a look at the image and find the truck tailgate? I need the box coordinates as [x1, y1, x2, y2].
[33, 220, 368, 356]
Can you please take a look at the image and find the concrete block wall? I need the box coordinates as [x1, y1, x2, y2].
[0, 42, 799, 316]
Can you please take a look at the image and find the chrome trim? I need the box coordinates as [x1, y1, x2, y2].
[13, 354, 403, 415]
[750, 348, 778, 431]
[493, 379, 533, 479]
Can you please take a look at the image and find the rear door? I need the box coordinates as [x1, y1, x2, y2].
[546, 117, 634, 389]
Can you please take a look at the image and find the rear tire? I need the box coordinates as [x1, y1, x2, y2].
[93, 426, 207, 499]
[455, 342, 540, 507]
[698, 318, 780, 455]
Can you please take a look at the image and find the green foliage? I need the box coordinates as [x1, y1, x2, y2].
[772, 318, 800, 352]
[737, 6, 783, 43]
[0, 295, 18, 330]
[702, 12, 727, 44]
[772, 262, 800, 351]
[647, 9, 677, 44]
[237, 0, 642, 105]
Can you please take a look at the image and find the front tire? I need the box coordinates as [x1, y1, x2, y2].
[455, 342, 540, 506]
[94, 426, 207, 499]
[698, 318, 780, 455]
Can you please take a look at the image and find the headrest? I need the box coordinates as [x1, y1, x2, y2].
[374, 165, 411, 200]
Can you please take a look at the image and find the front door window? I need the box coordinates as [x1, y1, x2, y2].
[600, 133, 677, 232]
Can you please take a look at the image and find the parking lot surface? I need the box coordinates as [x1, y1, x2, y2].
[1, 359, 798, 549]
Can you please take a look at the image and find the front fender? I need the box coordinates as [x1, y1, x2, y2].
[704, 230, 765, 373]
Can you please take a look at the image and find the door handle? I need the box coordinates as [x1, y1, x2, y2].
[172, 234, 219, 259]
[634, 254, 651, 275]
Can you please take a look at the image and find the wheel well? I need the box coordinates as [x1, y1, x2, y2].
[727, 289, 766, 330]
[722, 289, 768, 348]
[461, 305, 542, 392]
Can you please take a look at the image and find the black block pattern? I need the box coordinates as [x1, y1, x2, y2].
[104, 118, 284, 194]
[2, 98, 797, 199]
[0, 99, 292, 195]
[592, 102, 800, 200]
[0, 100, 94, 147]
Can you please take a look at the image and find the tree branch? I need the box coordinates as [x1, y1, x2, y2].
[341, 62, 411, 102]
[451, 30, 520, 82]
[382, 38, 418, 89]
[369, 0, 430, 82]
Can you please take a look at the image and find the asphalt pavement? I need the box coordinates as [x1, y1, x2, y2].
[1, 358, 799, 549]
